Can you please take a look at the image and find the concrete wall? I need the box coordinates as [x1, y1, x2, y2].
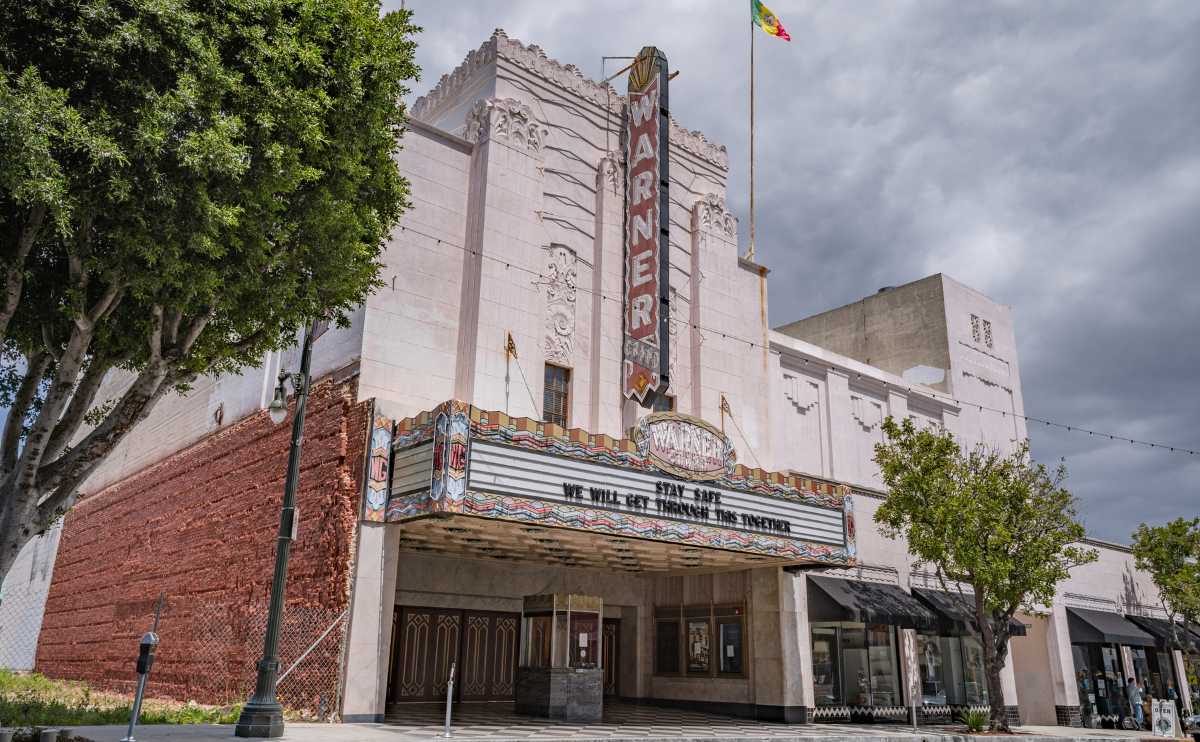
[1012, 614, 1058, 725]
[0, 522, 62, 670]
[775, 273, 1027, 456]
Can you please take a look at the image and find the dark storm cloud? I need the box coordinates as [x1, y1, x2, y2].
[390, 0, 1200, 542]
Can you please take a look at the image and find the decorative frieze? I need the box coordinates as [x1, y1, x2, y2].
[463, 97, 549, 154]
[412, 28, 731, 171]
[670, 119, 730, 170]
[543, 245, 578, 365]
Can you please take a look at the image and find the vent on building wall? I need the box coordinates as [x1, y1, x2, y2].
[969, 314, 994, 348]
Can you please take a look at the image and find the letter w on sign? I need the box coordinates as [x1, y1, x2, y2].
[623, 46, 669, 403]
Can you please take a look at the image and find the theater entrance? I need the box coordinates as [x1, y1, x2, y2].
[387, 606, 519, 704]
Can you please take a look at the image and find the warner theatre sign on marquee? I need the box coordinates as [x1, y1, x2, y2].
[623, 46, 671, 403]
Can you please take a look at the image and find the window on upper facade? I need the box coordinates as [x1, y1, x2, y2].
[982, 319, 993, 348]
[543, 364, 571, 427]
[970, 314, 982, 344]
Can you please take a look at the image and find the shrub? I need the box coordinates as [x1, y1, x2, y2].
[960, 708, 990, 733]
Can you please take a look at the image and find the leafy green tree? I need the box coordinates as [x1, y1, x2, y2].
[873, 417, 1097, 731]
[1131, 518, 1200, 649]
[0, 0, 419, 583]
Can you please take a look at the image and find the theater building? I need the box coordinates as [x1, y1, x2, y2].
[14, 30, 1194, 728]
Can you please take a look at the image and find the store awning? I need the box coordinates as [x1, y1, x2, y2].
[911, 588, 1028, 637]
[1126, 615, 1200, 652]
[808, 575, 941, 631]
[1066, 607, 1155, 647]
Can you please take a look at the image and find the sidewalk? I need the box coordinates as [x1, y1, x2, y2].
[65, 721, 1183, 742]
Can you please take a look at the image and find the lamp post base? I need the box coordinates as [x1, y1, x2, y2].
[234, 701, 285, 738]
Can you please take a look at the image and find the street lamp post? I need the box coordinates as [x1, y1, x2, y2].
[235, 320, 317, 738]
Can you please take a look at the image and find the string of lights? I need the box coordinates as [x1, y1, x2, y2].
[393, 223, 1199, 458]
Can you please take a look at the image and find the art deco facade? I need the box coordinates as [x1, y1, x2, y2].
[4, 30, 1196, 729]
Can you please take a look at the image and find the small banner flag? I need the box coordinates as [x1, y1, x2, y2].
[751, 0, 791, 41]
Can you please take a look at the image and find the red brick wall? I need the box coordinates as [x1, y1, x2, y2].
[35, 375, 370, 708]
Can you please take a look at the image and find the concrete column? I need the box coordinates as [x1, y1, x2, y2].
[749, 567, 786, 718]
[454, 97, 549, 415]
[886, 388, 909, 422]
[823, 369, 852, 482]
[1001, 639, 1021, 724]
[1172, 649, 1192, 714]
[340, 522, 401, 722]
[1045, 603, 1082, 726]
[899, 628, 920, 720]
[780, 571, 814, 722]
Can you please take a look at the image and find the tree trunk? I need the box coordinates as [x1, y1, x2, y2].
[0, 480, 44, 587]
[974, 588, 1010, 732]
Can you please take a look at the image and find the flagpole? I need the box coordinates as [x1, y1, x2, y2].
[748, 15, 756, 262]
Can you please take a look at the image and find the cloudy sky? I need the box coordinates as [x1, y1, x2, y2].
[389, 0, 1200, 543]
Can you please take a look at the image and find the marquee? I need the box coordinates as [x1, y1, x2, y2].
[382, 401, 856, 569]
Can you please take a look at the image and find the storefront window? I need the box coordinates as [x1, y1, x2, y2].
[1130, 647, 1152, 696]
[812, 627, 841, 706]
[654, 604, 746, 677]
[655, 615, 680, 674]
[1072, 643, 1126, 721]
[867, 624, 901, 706]
[685, 612, 711, 674]
[715, 606, 744, 675]
[1186, 655, 1200, 711]
[960, 636, 988, 704]
[811, 622, 901, 707]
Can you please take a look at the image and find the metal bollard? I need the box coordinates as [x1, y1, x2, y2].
[443, 661, 456, 738]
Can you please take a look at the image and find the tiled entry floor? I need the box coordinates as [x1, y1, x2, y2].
[384, 701, 924, 740]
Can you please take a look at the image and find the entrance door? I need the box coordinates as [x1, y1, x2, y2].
[390, 607, 461, 702]
[459, 611, 519, 701]
[388, 606, 519, 704]
[603, 619, 620, 696]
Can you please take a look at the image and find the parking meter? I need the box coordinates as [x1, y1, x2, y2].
[135, 632, 159, 674]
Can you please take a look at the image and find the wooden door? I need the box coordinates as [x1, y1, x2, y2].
[389, 607, 461, 702]
[603, 619, 620, 696]
[459, 610, 519, 701]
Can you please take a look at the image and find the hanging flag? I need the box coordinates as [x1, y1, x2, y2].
[751, 0, 791, 41]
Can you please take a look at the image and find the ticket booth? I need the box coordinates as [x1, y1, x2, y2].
[514, 593, 603, 722]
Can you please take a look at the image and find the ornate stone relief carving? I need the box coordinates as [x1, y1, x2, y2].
[693, 192, 737, 238]
[783, 374, 820, 414]
[597, 151, 622, 195]
[850, 395, 884, 433]
[463, 97, 549, 154]
[543, 245, 578, 364]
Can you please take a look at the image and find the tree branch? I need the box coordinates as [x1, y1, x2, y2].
[36, 364, 178, 522]
[0, 203, 47, 343]
[41, 351, 124, 465]
[0, 351, 51, 475]
[14, 319, 95, 495]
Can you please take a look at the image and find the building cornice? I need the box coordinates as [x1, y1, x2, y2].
[413, 29, 730, 171]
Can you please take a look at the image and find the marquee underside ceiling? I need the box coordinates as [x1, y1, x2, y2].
[393, 514, 824, 574]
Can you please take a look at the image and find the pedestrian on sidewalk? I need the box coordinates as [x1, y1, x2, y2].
[1126, 677, 1145, 729]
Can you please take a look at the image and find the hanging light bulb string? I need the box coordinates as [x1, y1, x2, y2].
[394, 224, 1200, 458]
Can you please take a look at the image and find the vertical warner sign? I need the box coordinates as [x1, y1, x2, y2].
[623, 47, 670, 403]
